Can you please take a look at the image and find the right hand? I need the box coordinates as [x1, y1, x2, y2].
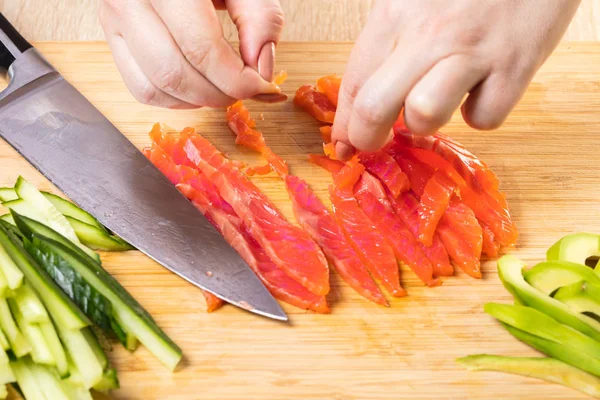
[100, 0, 284, 109]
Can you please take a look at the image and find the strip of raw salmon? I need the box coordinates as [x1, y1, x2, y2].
[227, 101, 386, 306]
[320, 126, 332, 143]
[417, 172, 456, 247]
[285, 175, 387, 305]
[147, 142, 329, 312]
[294, 85, 336, 123]
[392, 130, 517, 247]
[178, 184, 329, 313]
[358, 151, 410, 198]
[437, 198, 483, 279]
[316, 75, 341, 107]
[388, 192, 454, 277]
[182, 132, 330, 296]
[480, 220, 500, 258]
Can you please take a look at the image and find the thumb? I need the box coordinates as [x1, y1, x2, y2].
[226, 0, 284, 81]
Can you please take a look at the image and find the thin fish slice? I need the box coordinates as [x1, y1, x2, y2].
[294, 85, 336, 124]
[358, 151, 410, 198]
[417, 172, 456, 247]
[316, 75, 341, 107]
[182, 132, 330, 296]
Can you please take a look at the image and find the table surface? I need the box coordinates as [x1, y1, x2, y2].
[1, 0, 599, 42]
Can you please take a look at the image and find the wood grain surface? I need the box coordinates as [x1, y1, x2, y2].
[0, 0, 599, 42]
[1, 41, 600, 399]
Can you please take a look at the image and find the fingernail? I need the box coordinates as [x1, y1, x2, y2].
[335, 141, 355, 161]
[258, 42, 275, 82]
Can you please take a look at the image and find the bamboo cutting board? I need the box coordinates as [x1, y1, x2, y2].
[1, 42, 599, 400]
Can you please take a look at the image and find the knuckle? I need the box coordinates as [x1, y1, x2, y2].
[354, 94, 388, 127]
[152, 63, 184, 94]
[101, 0, 127, 18]
[180, 40, 213, 71]
[134, 80, 159, 105]
[340, 75, 362, 103]
[405, 93, 448, 130]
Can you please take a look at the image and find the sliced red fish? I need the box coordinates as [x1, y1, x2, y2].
[285, 175, 387, 306]
[294, 85, 336, 124]
[417, 171, 456, 247]
[320, 126, 332, 143]
[389, 193, 453, 277]
[480, 220, 500, 258]
[358, 151, 410, 198]
[316, 74, 341, 107]
[437, 198, 483, 279]
[181, 131, 330, 296]
[273, 70, 288, 85]
[178, 184, 329, 313]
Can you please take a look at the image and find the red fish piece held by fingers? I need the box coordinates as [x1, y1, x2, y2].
[320, 126, 332, 144]
[182, 132, 330, 296]
[417, 172, 456, 247]
[294, 85, 337, 124]
[389, 193, 454, 277]
[316, 74, 341, 107]
[358, 151, 410, 198]
[285, 175, 387, 306]
[437, 198, 483, 279]
[178, 184, 329, 313]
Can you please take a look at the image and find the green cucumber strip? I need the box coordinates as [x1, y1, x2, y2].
[57, 327, 103, 389]
[485, 303, 600, 360]
[66, 217, 133, 252]
[28, 360, 69, 400]
[0, 188, 17, 202]
[12, 211, 101, 265]
[39, 321, 69, 379]
[0, 225, 90, 331]
[0, 220, 23, 242]
[0, 216, 11, 225]
[0, 347, 7, 366]
[4, 195, 99, 262]
[498, 255, 600, 341]
[14, 283, 49, 324]
[92, 367, 119, 393]
[0, 241, 23, 290]
[60, 380, 93, 400]
[0, 298, 30, 357]
[457, 355, 600, 398]
[0, 384, 6, 400]
[554, 280, 600, 316]
[81, 328, 108, 371]
[8, 299, 55, 366]
[0, 328, 9, 351]
[524, 261, 600, 296]
[504, 323, 600, 377]
[24, 235, 128, 346]
[0, 363, 15, 386]
[10, 358, 45, 400]
[0, 271, 8, 299]
[36, 236, 182, 370]
[41, 192, 106, 232]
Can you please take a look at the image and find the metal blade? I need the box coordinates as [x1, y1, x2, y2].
[0, 72, 287, 321]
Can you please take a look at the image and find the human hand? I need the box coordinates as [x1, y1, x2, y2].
[100, 0, 284, 109]
[332, 0, 581, 159]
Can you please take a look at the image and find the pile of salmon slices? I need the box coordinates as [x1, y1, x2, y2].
[143, 74, 517, 314]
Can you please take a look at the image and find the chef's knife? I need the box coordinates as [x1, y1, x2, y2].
[0, 14, 287, 321]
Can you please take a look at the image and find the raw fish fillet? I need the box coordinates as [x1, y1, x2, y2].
[294, 85, 337, 124]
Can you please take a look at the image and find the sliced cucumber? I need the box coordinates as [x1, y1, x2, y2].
[0, 220, 23, 242]
[8, 299, 54, 366]
[67, 217, 133, 252]
[0, 298, 30, 357]
[60, 380, 93, 400]
[28, 359, 70, 400]
[57, 326, 103, 389]
[39, 321, 69, 378]
[0, 271, 8, 298]
[0, 363, 15, 385]
[14, 283, 49, 324]
[10, 358, 45, 400]
[0, 225, 90, 331]
[6, 184, 99, 261]
[0, 327, 9, 351]
[0, 240, 24, 290]
[81, 327, 108, 371]
[0, 188, 17, 202]
[35, 236, 182, 370]
[93, 367, 119, 393]
[41, 192, 106, 232]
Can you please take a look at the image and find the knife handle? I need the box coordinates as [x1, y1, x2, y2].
[0, 13, 32, 74]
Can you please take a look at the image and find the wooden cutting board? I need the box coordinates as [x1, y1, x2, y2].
[1, 42, 599, 400]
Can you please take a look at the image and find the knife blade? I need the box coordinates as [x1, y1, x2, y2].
[0, 14, 287, 321]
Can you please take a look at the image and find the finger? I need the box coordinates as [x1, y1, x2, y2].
[461, 71, 528, 130]
[151, 0, 280, 99]
[331, 4, 400, 159]
[404, 55, 488, 136]
[106, 0, 236, 107]
[345, 43, 437, 152]
[226, 0, 285, 81]
[105, 34, 197, 109]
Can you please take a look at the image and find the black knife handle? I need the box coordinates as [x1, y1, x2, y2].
[0, 13, 32, 74]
